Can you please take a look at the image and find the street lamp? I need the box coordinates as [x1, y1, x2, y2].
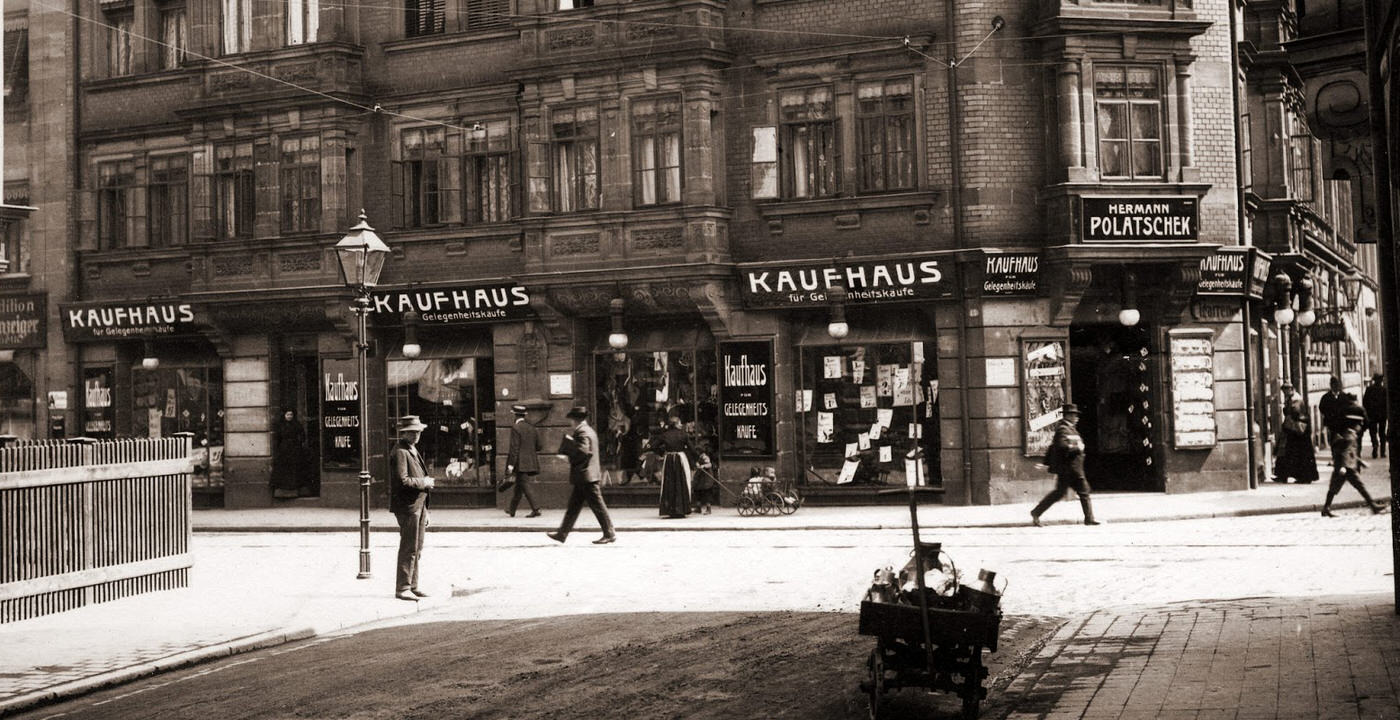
[1118, 269, 1140, 327]
[1295, 276, 1316, 327]
[334, 211, 390, 580]
[827, 283, 850, 340]
[402, 311, 421, 359]
[607, 297, 628, 350]
[1271, 272, 1295, 326]
[141, 340, 160, 370]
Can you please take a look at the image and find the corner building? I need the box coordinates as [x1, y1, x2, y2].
[69, 0, 1261, 508]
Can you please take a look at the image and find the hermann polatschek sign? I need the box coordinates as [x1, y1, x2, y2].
[1081, 197, 1199, 242]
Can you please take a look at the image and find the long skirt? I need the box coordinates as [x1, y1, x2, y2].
[659, 451, 692, 518]
[1274, 429, 1319, 482]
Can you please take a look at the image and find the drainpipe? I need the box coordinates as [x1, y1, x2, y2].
[943, 3, 975, 505]
[1228, 0, 1259, 488]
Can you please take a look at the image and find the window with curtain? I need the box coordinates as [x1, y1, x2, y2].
[467, 120, 514, 223]
[148, 154, 189, 247]
[780, 86, 839, 199]
[406, 0, 446, 37]
[1094, 65, 1163, 179]
[4, 27, 29, 104]
[857, 78, 915, 193]
[98, 160, 135, 249]
[215, 142, 254, 239]
[222, 0, 252, 54]
[107, 10, 134, 76]
[399, 127, 463, 227]
[280, 136, 322, 233]
[287, 0, 319, 45]
[552, 106, 600, 212]
[632, 96, 682, 206]
[158, 3, 187, 69]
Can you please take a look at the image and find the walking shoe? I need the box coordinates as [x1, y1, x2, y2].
[1370, 502, 1387, 514]
[546, 532, 566, 543]
[411, 588, 430, 598]
[1084, 519, 1101, 526]
[1321, 508, 1336, 518]
[1030, 514, 1042, 527]
[395, 591, 419, 601]
[526, 510, 542, 518]
[592, 535, 616, 544]
[506, 510, 516, 517]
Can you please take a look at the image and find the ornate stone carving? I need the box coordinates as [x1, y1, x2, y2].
[626, 21, 678, 42]
[213, 255, 254, 277]
[630, 228, 684, 251]
[278, 251, 321, 273]
[209, 71, 254, 94]
[551, 234, 600, 256]
[548, 26, 596, 51]
[274, 61, 320, 85]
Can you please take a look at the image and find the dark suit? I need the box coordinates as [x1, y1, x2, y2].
[389, 438, 430, 593]
[554, 421, 614, 540]
[1363, 383, 1387, 458]
[1319, 391, 1356, 439]
[1031, 419, 1095, 522]
[506, 417, 542, 514]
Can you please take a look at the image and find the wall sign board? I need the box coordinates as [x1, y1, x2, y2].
[1082, 197, 1199, 242]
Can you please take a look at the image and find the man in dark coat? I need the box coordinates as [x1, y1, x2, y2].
[1322, 399, 1385, 517]
[1363, 373, 1388, 459]
[1318, 376, 1356, 440]
[1031, 403, 1099, 526]
[547, 406, 616, 544]
[505, 404, 542, 518]
[389, 415, 434, 601]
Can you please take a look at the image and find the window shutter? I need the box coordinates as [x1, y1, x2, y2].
[831, 118, 842, 195]
[254, 141, 278, 238]
[129, 184, 149, 248]
[524, 118, 551, 214]
[750, 126, 778, 199]
[77, 189, 98, 251]
[191, 149, 214, 241]
[439, 131, 463, 224]
[390, 160, 405, 228]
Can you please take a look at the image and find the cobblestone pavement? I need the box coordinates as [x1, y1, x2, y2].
[992, 594, 1400, 720]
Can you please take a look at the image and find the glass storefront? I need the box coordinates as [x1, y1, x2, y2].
[130, 363, 225, 486]
[0, 357, 36, 438]
[385, 355, 497, 487]
[595, 346, 719, 483]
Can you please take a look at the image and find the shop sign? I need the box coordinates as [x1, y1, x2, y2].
[60, 300, 200, 341]
[1081, 197, 1199, 242]
[1191, 298, 1240, 323]
[718, 340, 775, 457]
[738, 257, 956, 308]
[82, 367, 115, 439]
[1310, 322, 1347, 343]
[371, 283, 534, 324]
[982, 253, 1039, 296]
[320, 357, 361, 469]
[1196, 248, 1271, 299]
[0, 294, 46, 348]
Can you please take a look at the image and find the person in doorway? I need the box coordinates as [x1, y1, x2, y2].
[505, 404, 542, 518]
[547, 406, 616, 545]
[270, 410, 307, 499]
[651, 416, 694, 518]
[1363, 373, 1388, 459]
[1031, 403, 1100, 526]
[1273, 381, 1319, 483]
[389, 415, 435, 601]
[1319, 376, 1357, 442]
[1322, 399, 1385, 517]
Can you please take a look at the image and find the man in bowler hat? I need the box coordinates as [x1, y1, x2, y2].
[505, 404, 542, 517]
[389, 415, 435, 601]
[1363, 373, 1388, 459]
[1031, 403, 1100, 526]
[547, 406, 617, 544]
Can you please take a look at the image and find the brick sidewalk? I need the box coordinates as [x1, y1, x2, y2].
[995, 594, 1400, 720]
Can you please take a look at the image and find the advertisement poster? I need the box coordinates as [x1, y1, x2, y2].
[82, 367, 115, 439]
[1023, 339, 1068, 457]
[718, 340, 775, 457]
[321, 357, 361, 469]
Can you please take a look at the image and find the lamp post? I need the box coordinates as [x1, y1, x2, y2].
[334, 211, 390, 580]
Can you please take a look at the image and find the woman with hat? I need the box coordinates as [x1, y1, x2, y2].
[389, 415, 434, 601]
[650, 416, 694, 518]
[1272, 381, 1319, 484]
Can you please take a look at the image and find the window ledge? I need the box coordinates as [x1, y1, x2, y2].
[84, 68, 198, 92]
[0, 273, 32, 290]
[755, 191, 939, 219]
[382, 27, 517, 53]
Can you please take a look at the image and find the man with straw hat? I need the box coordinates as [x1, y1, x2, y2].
[389, 415, 434, 601]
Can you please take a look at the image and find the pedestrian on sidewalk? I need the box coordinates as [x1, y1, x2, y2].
[691, 450, 719, 515]
[504, 404, 542, 518]
[548, 406, 616, 544]
[1363, 373, 1387, 459]
[652, 416, 694, 518]
[270, 410, 309, 499]
[1322, 399, 1385, 517]
[389, 415, 435, 601]
[1319, 376, 1356, 444]
[1031, 403, 1099, 526]
[1272, 381, 1319, 484]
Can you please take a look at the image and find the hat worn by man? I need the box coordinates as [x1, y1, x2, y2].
[511, 404, 529, 415]
[566, 405, 589, 420]
[1062, 403, 1080, 415]
[396, 415, 427, 433]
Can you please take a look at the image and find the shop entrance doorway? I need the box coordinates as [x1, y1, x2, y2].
[1069, 323, 1161, 492]
[277, 352, 321, 497]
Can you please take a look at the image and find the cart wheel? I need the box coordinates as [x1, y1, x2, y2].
[779, 494, 799, 515]
[866, 641, 886, 720]
[766, 492, 788, 516]
[736, 496, 756, 516]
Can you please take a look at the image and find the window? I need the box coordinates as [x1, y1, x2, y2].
[149, 155, 189, 247]
[0, 189, 27, 274]
[397, 127, 464, 227]
[467, 120, 513, 223]
[108, 10, 134, 76]
[465, 0, 510, 30]
[386, 356, 496, 487]
[780, 87, 839, 198]
[280, 136, 322, 233]
[857, 78, 915, 192]
[3, 27, 28, 104]
[287, 0, 318, 45]
[214, 143, 254, 240]
[558, 0, 594, 8]
[1240, 113, 1252, 194]
[1094, 66, 1163, 179]
[158, 3, 187, 69]
[595, 349, 719, 480]
[552, 106, 600, 212]
[406, 0, 445, 37]
[632, 97, 682, 206]
[222, 0, 252, 54]
[97, 161, 135, 249]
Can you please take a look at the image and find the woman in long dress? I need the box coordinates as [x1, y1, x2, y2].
[651, 417, 693, 518]
[271, 410, 307, 499]
[1273, 382, 1319, 484]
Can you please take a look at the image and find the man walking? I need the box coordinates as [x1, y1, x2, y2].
[1322, 398, 1385, 517]
[505, 404, 543, 518]
[389, 415, 434, 601]
[1363, 373, 1388, 459]
[1319, 376, 1355, 441]
[1031, 403, 1099, 526]
[547, 406, 616, 545]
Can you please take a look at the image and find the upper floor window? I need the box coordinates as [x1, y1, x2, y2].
[287, 0, 319, 45]
[396, 127, 452, 227]
[781, 86, 839, 199]
[1093, 66, 1163, 179]
[158, 2, 187, 69]
[97, 160, 136, 250]
[406, 0, 445, 37]
[148, 155, 188, 247]
[465, 0, 510, 30]
[551, 106, 600, 212]
[558, 0, 594, 9]
[280, 136, 322, 233]
[107, 9, 134, 77]
[2, 186, 28, 274]
[3, 26, 28, 104]
[632, 96, 682, 206]
[467, 120, 514, 223]
[857, 78, 915, 193]
[214, 142, 254, 240]
[222, 0, 252, 54]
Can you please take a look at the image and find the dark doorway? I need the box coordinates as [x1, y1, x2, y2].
[1069, 323, 1161, 492]
[278, 351, 321, 497]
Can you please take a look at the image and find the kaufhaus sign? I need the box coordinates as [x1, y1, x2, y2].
[1081, 197, 1199, 242]
[738, 256, 957, 308]
[372, 282, 534, 324]
[60, 301, 202, 342]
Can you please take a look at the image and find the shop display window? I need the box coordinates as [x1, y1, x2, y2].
[0, 360, 35, 439]
[385, 356, 496, 486]
[595, 350, 719, 483]
[131, 364, 224, 487]
[797, 342, 939, 486]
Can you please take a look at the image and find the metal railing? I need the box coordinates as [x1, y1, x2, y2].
[0, 436, 194, 623]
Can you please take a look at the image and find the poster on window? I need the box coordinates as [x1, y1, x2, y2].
[1023, 339, 1068, 457]
[321, 357, 361, 469]
[1169, 330, 1217, 449]
[718, 340, 775, 457]
[82, 367, 115, 439]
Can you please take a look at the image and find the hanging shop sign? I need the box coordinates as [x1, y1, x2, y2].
[82, 366, 115, 439]
[1081, 196, 1199, 242]
[1196, 247, 1272, 299]
[1168, 329, 1218, 449]
[1309, 322, 1347, 343]
[60, 300, 201, 341]
[372, 282, 535, 324]
[718, 340, 775, 457]
[320, 357, 361, 469]
[0, 294, 46, 348]
[981, 253, 1040, 296]
[738, 256, 957, 308]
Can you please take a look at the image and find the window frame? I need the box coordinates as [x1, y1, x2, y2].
[779, 85, 840, 200]
[286, 0, 319, 46]
[214, 141, 254, 241]
[550, 105, 601, 213]
[148, 153, 189, 247]
[405, 0, 446, 37]
[97, 160, 136, 250]
[1092, 63, 1166, 181]
[157, 1, 187, 70]
[4, 26, 29, 105]
[106, 8, 135, 77]
[465, 119, 515, 224]
[631, 95, 684, 207]
[221, 0, 252, 55]
[855, 77, 916, 194]
[279, 135, 323, 235]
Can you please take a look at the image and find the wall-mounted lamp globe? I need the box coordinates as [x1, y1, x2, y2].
[607, 298, 628, 350]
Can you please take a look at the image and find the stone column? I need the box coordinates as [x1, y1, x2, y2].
[1176, 56, 1198, 182]
[683, 87, 717, 206]
[1057, 60, 1084, 179]
[222, 335, 273, 507]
